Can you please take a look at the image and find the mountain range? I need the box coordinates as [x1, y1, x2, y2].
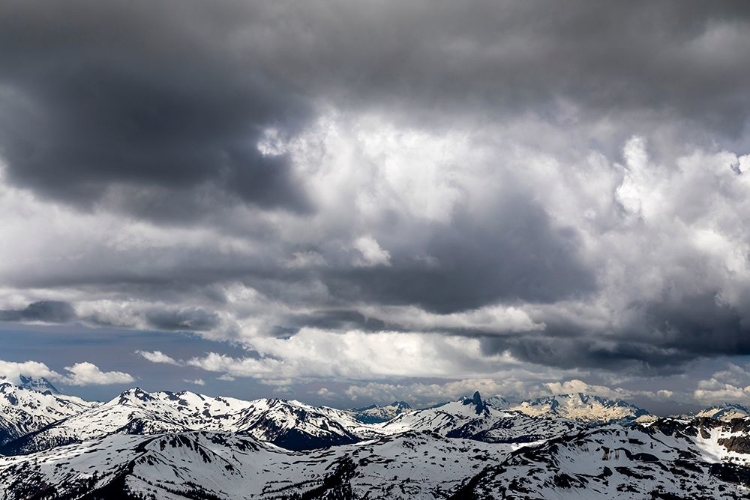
[2, 380, 750, 498]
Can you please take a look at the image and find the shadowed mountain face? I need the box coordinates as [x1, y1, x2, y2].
[3, 384, 750, 498]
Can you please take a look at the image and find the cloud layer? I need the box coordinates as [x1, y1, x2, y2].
[1, 1, 750, 405]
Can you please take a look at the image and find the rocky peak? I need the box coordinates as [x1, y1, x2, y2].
[461, 391, 486, 415]
[18, 375, 60, 395]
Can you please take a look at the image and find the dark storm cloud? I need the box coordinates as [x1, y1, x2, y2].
[325, 197, 596, 313]
[2, 0, 750, 214]
[281, 310, 389, 334]
[145, 308, 220, 332]
[477, 290, 750, 372]
[0, 1, 311, 214]
[641, 292, 750, 356]
[490, 336, 694, 375]
[0, 301, 76, 323]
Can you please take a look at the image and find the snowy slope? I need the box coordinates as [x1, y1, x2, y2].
[5, 418, 750, 499]
[454, 418, 750, 499]
[0, 381, 96, 447]
[510, 393, 649, 423]
[0, 430, 515, 499]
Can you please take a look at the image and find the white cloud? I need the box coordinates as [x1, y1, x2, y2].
[0, 360, 60, 384]
[544, 379, 630, 400]
[136, 350, 179, 365]
[184, 378, 205, 386]
[0, 359, 134, 386]
[353, 236, 391, 267]
[187, 328, 520, 381]
[317, 387, 336, 399]
[359, 304, 544, 334]
[694, 364, 750, 404]
[62, 362, 135, 386]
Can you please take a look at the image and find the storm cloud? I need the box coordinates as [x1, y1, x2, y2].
[0, 301, 76, 323]
[1, 1, 750, 404]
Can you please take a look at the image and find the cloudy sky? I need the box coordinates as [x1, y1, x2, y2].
[2, 1, 750, 413]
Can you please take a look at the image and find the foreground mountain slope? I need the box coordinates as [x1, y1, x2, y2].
[6, 417, 750, 499]
[0, 430, 515, 499]
[452, 418, 750, 499]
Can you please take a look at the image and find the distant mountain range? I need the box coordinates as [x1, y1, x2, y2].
[695, 403, 750, 421]
[348, 400, 412, 423]
[507, 392, 649, 423]
[2, 379, 750, 498]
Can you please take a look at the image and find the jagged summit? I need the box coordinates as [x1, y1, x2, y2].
[460, 391, 486, 414]
[117, 386, 155, 404]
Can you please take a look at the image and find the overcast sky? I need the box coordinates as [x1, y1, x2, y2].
[2, 1, 750, 413]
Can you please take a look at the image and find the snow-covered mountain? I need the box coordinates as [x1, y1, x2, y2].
[0, 387, 384, 454]
[0, 381, 95, 447]
[0, 430, 516, 499]
[696, 403, 750, 421]
[6, 384, 750, 498]
[509, 393, 649, 423]
[348, 401, 412, 423]
[5, 417, 750, 498]
[143, 389, 383, 449]
[16, 375, 60, 394]
[380, 392, 582, 443]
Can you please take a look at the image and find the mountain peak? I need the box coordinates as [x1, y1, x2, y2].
[18, 375, 60, 395]
[117, 387, 153, 404]
[460, 391, 486, 414]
